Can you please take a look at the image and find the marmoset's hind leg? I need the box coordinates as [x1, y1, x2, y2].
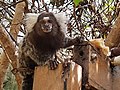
[18, 56, 36, 90]
[22, 74, 34, 90]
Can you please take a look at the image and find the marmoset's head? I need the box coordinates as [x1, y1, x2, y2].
[25, 12, 67, 36]
[33, 12, 60, 36]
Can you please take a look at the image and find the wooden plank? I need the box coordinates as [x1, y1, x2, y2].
[33, 62, 82, 90]
[89, 56, 113, 90]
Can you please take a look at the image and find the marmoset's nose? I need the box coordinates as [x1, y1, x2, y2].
[45, 23, 52, 29]
[45, 23, 49, 27]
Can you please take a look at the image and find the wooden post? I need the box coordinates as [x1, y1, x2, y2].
[73, 42, 91, 90]
[33, 62, 82, 90]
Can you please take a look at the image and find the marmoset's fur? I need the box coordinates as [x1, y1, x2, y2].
[18, 12, 79, 90]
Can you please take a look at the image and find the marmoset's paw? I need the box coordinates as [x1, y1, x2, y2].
[48, 59, 59, 70]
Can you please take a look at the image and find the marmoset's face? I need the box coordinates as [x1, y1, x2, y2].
[39, 17, 53, 33]
[33, 12, 59, 36]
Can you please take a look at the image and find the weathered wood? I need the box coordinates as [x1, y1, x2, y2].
[89, 56, 113, 90]
[89, 49, 120, 90]
[73, 42, 91, 90]
[33, 62, 82, 90]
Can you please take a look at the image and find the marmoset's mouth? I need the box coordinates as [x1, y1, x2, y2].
[41, 23, 52, 33]
[43, 29, 52, 33]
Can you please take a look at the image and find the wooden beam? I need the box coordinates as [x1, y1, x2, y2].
[33, 62, 82, 90]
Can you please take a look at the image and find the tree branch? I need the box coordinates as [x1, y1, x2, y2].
[0, 24, 22, 90]
[105, 9, 120, 48]
[0, 1, 26, 90]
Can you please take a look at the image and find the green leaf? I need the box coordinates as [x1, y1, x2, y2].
[74, 0, 83, 7]
[3, 65, 18, 90]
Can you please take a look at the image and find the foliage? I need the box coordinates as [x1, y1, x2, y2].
[3, 65, 18, 90]
[74, 0, 83, 7]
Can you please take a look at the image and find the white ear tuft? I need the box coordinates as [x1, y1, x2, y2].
[25, 13, 39, 34]
[53, 13, 68, 35]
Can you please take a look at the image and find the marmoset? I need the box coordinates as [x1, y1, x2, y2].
[18, 12, 80, 90]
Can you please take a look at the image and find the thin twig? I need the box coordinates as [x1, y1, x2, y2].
[41, 0, 49, 12]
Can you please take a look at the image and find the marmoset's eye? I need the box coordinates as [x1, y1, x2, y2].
[48, 20, 52, 23]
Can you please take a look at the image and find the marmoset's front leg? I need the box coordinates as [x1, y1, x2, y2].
[63, 36, 84, 48]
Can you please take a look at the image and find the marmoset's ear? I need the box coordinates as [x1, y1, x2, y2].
[24, 13, 39, 34]
[53, 13, 68, 35]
